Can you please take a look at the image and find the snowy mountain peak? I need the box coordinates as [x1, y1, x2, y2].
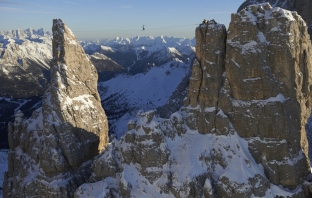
[0, 28, 51, 40]
[95, 35, 195, 47]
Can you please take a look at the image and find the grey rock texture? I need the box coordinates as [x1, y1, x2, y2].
[75, 4, 312, 198]
[40, 18, 108, 174]
[238, 0, 312, 39]
[75, 109, 272, 197]
[223, 3, 312, 190]
[185, 20, 226, 109]
[184, 20, 226, 135]
[3, 19, 109, 198]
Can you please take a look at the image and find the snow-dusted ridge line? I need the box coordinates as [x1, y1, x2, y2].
[232, 94, 288, 107]
[88, 35, 195, 46]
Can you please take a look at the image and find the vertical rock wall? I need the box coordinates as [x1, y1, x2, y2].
[3, 19, 109, 198]
[40, 19, 108, 174]
[187, 20, 226, 108]
[222, 4, 312, 189]
[184, 20, 227, 134]
[187, 3, 312, 192]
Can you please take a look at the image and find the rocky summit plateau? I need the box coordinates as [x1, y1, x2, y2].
[2, 1, 312, 198]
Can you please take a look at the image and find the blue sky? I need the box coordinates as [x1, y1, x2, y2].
[1, 0, 245, 40]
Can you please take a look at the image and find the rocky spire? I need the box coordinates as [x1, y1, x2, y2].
[40, 18, 108, 173]
[3, 19, 109, 197]
[185, 20, 226, 108]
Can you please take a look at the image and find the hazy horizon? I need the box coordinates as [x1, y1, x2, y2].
[1, 0, 245, 40]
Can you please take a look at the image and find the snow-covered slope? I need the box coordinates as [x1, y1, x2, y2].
[0, 28, 52, 68]
[80, 35, 196, 139]
[76, 109, 307, 197]
[0, 29, 52, 98]
[99, 57, 192, 138]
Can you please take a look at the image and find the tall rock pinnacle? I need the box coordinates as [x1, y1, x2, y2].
[40, 18, 108, 173]
[3, 19, 109, 197]
[186, 20, 226, 109]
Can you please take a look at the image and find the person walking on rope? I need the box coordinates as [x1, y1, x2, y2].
[200, 19, 207, 27]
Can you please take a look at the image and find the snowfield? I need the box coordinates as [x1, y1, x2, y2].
[76, 108, 307, 197]
[99, 58, 191, 138]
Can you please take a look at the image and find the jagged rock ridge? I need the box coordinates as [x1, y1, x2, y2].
[75, 4, 312, 197]
[238, 0, 312, 39]
[0, 29, 52, 98]
[3, 19, 109, 197]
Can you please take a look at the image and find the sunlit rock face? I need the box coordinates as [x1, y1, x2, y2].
[40, 18, 108, 174]
[222, 3, 312, 190]
[75, 4, 312, 198]
[238, 0, 312, 39]
[3, 19, 109, 198]
[185, 3, 312, 191]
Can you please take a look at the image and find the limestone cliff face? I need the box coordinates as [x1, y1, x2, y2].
[195, 2, 312, 192]
[226, 4, 312, 190]
[75, 4, 312, 198]
[238, 0, 312, 39]
[187, 20, 226, 108]
[184, 20, 226, 135]
[40, 19, 108, 174]
[186, 3, 312, 191]
[3, 19, 108, 197]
